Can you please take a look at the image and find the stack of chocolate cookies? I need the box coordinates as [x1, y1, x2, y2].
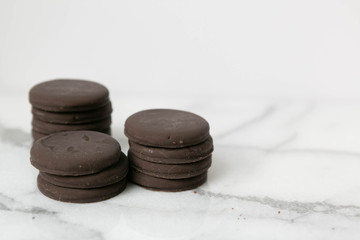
[29, 79, 112, 140]
[125, 109, 213, 192]
[30, 131, 128, 203]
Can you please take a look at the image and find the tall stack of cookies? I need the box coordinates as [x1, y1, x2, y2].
[125, 109, 214, 191]
[30, 131, 128, 203]
[29, 79, 112, 140]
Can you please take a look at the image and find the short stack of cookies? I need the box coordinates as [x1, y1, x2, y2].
[125, 109, 213, 191]
[30, 131, 128, 203]
[29, 79, 112, 141]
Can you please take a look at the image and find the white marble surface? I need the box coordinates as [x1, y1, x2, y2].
[1, 0, 360, 239]
[1, 92, 360, 239]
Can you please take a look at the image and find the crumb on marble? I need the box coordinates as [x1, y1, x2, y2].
[193, 191, 197, 194]
[278, 211, 280, 214]
[232, 208, 234, 210]
[32, 216, 35, 220]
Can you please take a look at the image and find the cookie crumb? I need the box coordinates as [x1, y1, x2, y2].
[193, 191, 197, 194]
[32, 216, 35, 220]
[278, 211, 280, 214]
[232, 208, 234, 210]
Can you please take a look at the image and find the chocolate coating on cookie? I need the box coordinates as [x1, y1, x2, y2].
[37, 175, 126, 203]
[29, 79, 109, 112]
[32, 129, 111, 141]
[129, 137, 213, 164]
[129, 151, 211, 179]
[129, 168, 207, 192]
[31, 102, 112, 124]
[125, 109, 210, 148]
[32, 117, 111, 134]
[40, 152, 128, 188]
[31, 131, 121, 176]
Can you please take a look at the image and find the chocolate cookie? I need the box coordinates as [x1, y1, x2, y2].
[129, 151, 211, 179]
[39, 152, 128, 188]
[37, 175, 126, 203]
[32, 117, 111, 134]
[31, 102, 112, 124]
[125, 109, 210, 148]
[129, 137, 213, 164]
[129, 168, 207, 192]
[29, 79, 109, 112]
[31, 131, 121, 176]
[31, 129, 111, 141]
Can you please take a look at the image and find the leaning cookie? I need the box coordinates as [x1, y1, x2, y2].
[31, 129, 111, 141]
[30, 131, 121, 176]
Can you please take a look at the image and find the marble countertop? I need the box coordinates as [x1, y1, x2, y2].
[1, 0, 360, 238]
[1, 92, 360, 239]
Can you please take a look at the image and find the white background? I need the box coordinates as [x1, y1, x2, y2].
[1, 0, 360, 99]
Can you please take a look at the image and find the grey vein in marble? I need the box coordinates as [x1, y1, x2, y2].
[0, 192, 105, 240]
[196, 189, 360, 218]
[217, 144, 360, 158]
[0, 192, 57, 215]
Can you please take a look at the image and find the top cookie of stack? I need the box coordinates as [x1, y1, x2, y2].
[125, 109, 214, 192]
[29, 79, 112, 140]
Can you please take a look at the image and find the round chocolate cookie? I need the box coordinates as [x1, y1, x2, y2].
[32, 129, 112, 141]
[29, 79, 109, 112]
[31, 131, 121, 176]
[39, 152, 128, 188]
[129, 151, 211, 179]
[129, 137, 213, 164]
[129, 168, 207, 192]
[125, 109, 210, 148]
[37, 175, 127, 203]
[32, 117, 111, 134]
[31, 102, 112, 124]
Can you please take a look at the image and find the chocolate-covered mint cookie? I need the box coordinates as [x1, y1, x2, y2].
[31, 131, 121, 176]
[31, 102, 112, 124]
[129, 137, 213, 164]
[40, 152, 128, 188]
[129, 151, 211, 179]
[125, 109, 210, 148]
[37, 175, 126, 203]
[29, 79, 109, 112]
[31, 129, 111, 141]
[129, 168, 207, 192]
[32, 117, 111, 134]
